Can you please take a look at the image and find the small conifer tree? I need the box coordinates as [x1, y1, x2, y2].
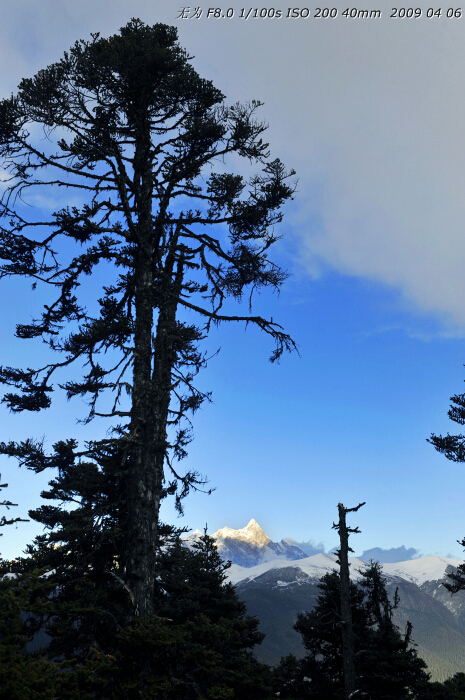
[290, 563, 430, 700]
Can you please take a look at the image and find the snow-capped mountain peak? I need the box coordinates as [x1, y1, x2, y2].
[211, 519, 271, 547]
[183, 519, 308, 568]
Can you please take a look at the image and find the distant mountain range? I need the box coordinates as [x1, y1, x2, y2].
[183, 520, 465, 682]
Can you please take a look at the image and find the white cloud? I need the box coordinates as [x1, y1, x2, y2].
[281, 20, 465, 330]
[1, 2, 464, 329]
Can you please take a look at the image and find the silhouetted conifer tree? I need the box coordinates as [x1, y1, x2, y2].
[0, 18, 296, 618]
[332, 501, 365, 699]
[0, 475, 28, 550]
[144, 529, 272, 699]
[293, 570, 369, 699]
[289, 563, 430, 700]
[0, 569, 109, 700]
[428, 378, 465, 599]
[1, 443, 133, 659]
[2, 490, 274, 699]
[356, 561, 430, 699]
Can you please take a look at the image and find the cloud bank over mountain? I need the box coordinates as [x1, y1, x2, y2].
[281, 538, 325, 557]
[359, 545, 421, 563]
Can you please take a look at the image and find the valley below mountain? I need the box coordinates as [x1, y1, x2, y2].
[183, 520, 465, 682]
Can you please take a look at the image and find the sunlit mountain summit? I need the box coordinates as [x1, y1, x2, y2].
[182, 518, 309, 568]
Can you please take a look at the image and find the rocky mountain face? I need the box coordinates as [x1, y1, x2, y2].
[183, 520, 465, 682]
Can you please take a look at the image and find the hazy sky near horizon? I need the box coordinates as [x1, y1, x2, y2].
[1, 1, 465, 561]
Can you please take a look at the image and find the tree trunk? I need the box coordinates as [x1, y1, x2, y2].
[124, 177, 184, 618]
[124, 227, 158, 618]
[335, 502, 364, 700]
[123, 127, 161, 619]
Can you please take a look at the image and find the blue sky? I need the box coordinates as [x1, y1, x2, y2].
[1, 0, 465, 562]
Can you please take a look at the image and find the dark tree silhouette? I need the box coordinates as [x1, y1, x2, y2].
[429, 374, 465, 596]
[1, 520, 274, 699]
[0, 476, 28, 551]
[428, 370, 465, 463]
[332, 501, 365, 699]
[0, 19, 296, 618]
[292, 563, 430, 700]
[293, 571, 367, 699]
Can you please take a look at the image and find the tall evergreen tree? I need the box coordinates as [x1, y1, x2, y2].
[0, 19, 296, 618]
[147, 529, 272, 699]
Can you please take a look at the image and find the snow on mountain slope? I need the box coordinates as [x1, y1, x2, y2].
[382, 555, 463, 586]
[227, 553, 368, 585]
[181, 520, 465, 681]
[227, 553, 464, 587]
[227, 552, 339, 585]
